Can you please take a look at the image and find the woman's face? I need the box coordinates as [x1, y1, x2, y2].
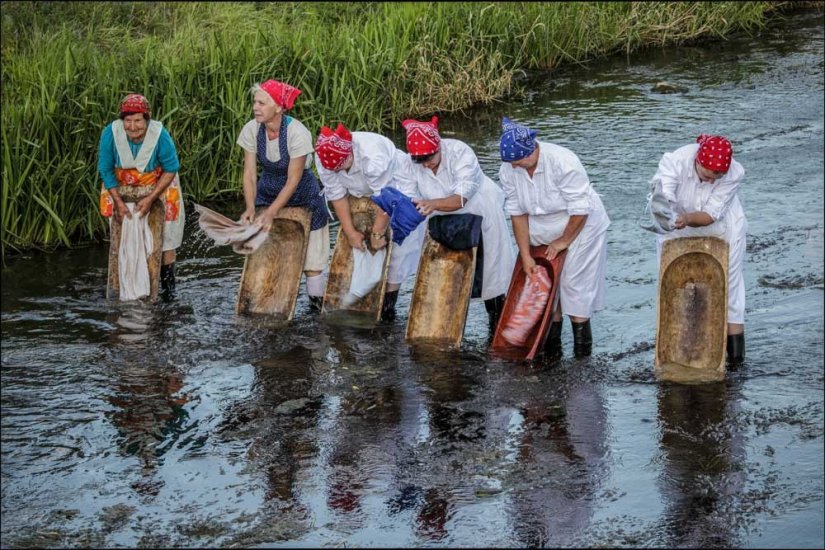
[253, 91, 281, 123]
[122, 113, 148, 142]
[508, 146, 539, 171]
[694, 160, 727, 183]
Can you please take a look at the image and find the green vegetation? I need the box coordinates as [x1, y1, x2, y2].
[0, 1, 816, 259]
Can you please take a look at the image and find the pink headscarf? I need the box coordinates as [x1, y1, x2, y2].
[260, 79, 302, 110]
[696, 134, 733, 173]
[402, 116, 440, 156]
[120, 94, 151, 117]
[315, 123, 353, 170]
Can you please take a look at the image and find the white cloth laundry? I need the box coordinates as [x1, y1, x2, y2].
[118, 203, 154, 301]
[194, 203, 268, 255]
[343, 248, 387, 306]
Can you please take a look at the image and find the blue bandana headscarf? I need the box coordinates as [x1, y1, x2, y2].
[499, 116, 537, 162]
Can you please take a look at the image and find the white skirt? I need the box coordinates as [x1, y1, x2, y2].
[388, 221, 426, 285]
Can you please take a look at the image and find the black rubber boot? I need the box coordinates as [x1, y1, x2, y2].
[381, 290, 399, 322]
[484, 294, 506, 338]
[571, 319, 592, 358]
[160, 263, 176, 302]
[727, 333, 745, 366]
[308, 295, 324, 313]
[544, 320, 564, 360]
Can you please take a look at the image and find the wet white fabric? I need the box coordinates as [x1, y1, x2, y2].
[640, 178, 678, 234]
[315, 132, 425, 286]
[118, 203, 154, 301]
[306, 272, 327, 297]
[343, 248, 386, 306]
[387, 221, 426, 285]
[499, 141, 610, 318]
[395, 139, 516, 300]
[652, 143, 748, 323]
[193, 203, 268, 255]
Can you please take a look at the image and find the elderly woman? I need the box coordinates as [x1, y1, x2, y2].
[649, 134, 747, 365]
[98, 93, 185, 301]
[498, 117, 610, 359]
[395, 116, 515, 335]
[236, 79, 330, 311]
[314, 123, 426, 321]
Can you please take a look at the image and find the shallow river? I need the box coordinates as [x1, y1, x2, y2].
[2, 10, 823, 548]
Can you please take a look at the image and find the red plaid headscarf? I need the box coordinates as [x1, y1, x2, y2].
[315, 123, 353, 170]
[119, 94, 151, 117]
[696, 134, 733, 173]
[402, 116, 440, 156]
[260, 79, 302, 110]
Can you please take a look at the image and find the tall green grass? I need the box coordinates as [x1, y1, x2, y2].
[0, 1, 811, 260]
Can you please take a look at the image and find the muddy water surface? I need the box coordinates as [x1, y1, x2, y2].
[2, 11, 823, 548]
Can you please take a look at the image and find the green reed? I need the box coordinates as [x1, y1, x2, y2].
[1, 1, 812, 260]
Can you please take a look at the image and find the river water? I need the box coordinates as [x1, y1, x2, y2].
[2, 10, 823, 548]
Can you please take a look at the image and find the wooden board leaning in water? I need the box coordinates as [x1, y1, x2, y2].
[656, 236, 729, 383]
[236, 207, 312, 320]
[322, 196, 392, 322]
[405, 231, 476, 347]
[106, 185, 164, 302]
[490, 246, 567, 361]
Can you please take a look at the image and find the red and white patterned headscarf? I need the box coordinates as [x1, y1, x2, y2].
[315, 123, 353, 170]
[695, 134, 733, 173]
[260, 79, 302, 110]
[402, 116, 440, 156]
[119, 94, 151, 117]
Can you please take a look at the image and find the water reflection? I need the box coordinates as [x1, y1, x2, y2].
[506, 372, 609, 547]
[103, 305, 193, 497]
[656, 382, 745, 547]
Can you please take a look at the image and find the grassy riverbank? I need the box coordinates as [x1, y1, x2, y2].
[1, 1, 818, 259]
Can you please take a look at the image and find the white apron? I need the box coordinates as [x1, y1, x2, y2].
[528, 193, 610, 318]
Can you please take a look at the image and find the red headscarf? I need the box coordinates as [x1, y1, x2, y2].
[402, 116, 440, 156]
[315, 123, 353, 170]
[695, 134, 733, 173]
[120, 94, 151, 117]
[260, 79, 302, 110]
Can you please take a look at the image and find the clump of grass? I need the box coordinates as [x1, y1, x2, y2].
[0, 1, 805, 260]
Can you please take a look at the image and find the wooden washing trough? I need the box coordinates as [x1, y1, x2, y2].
[236, 206, 312, 320]
[656, 236, 729, 383]
[490, 246, 566, 361]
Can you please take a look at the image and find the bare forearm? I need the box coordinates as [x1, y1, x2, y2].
[685, 211, 714, 227]
[371, 207, 390, 233]
[511, 215, 532, 261]
[148, 171, 175, 202]
[432, 194, 464, 212]
[556, 214, 588, 247]
[242, 175, 257, 211]
[331, 197, 356, 233]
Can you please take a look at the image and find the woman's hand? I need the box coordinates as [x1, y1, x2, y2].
[345, 229, 367, 251]
[413, 198, 436, 216]
[134, 196, 155, 219]
[114, 200, 131, 222]
[370, 232, 388, 251]
[521, 255, 539, 275]
[240, 207, 256, 225]
[254, 208, 278, 232]
[674, 213, 687, 229]
[544, 238, 569, 261]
